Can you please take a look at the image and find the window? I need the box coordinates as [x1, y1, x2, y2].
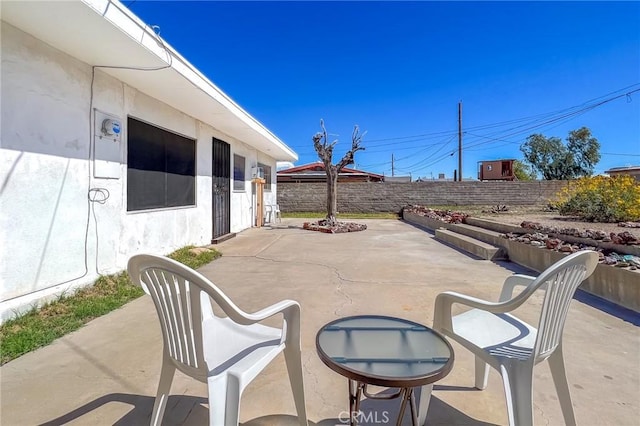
[233, 154, 245, 191]
[258, 162, 272, 191]
[127, 117, 196, 211]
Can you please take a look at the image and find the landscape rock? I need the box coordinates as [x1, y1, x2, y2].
[303, 220, 367, 234]
[403, 205, 468, 224]
[545, 238, 562, 250]
[619, 222, 640, 228]
[468, 209, 639, 271]
[521, 221, 543, 230]
[618, 231, 639, 245]
[559, 244, 574, 253]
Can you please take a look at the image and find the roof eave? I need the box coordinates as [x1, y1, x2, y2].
[1, 0, 297, 162]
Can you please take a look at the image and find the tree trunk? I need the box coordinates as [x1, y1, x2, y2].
[326, 167, 338, 225]
[312, 120, 365, 227]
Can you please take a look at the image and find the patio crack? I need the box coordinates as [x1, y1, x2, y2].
[252, 254, 416, 286]
[251, 254, 356, 314]
[334, 274, 353, 316]
[223, 234, 416, 286]
[535, 402, 551, 426]
[304, 352, 332, 410]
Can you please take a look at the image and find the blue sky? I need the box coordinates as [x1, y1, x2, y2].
[127, 1, 640, 179]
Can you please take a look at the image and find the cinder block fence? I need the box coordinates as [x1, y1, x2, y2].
[277, 181, 567, 213]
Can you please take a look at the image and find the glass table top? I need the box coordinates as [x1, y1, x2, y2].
[316, 315, 453, 387]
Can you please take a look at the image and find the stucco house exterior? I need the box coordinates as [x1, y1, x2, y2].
[0, 0, 297, 322]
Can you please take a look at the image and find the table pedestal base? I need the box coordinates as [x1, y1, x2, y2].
[347, 380, 432, 426]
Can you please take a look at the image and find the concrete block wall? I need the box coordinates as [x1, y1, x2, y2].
[278, 181, 568, 213]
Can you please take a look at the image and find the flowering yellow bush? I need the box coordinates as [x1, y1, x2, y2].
[552, 175, 640, 222]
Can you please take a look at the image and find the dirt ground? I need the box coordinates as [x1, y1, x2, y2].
[467, 206, 639, 239]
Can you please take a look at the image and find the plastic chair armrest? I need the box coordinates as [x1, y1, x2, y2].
[437, 291, 507, 311]
[221, 299, 300, 326]
[433, 291, 522, 333]
[246, 300, 301, 322]
[244, 300, 301, 347]
[499, 274, 536, 302]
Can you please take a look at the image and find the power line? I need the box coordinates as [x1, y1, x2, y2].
[295, 84, 640, 175]
[460, 88, 640, 152]
[360, 83, 640, 150]
[601, 152, 640, 157]
[360, 134, 457, 170]
[464, 89, 640, 143]
[363, 129, 458, 144]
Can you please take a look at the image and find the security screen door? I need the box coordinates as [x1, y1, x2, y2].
[212, 138, 230, 240]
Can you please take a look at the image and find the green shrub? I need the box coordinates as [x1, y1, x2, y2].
[553, 175, 640, 222]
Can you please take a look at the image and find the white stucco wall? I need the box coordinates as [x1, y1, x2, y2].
[0, 23, 277, 322]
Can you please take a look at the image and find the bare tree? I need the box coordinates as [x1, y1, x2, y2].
[313, 119, 365, 225]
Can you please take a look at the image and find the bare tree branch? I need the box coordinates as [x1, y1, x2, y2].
[336, 125, 366, 171]
[313, 119, 337, 167]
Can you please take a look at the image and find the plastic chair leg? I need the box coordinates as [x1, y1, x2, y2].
[207, 374, 242, 426]
[475, 355, 490, 390]
[150, 356, 176, 426]
[284, 345, 309, 426]
[500, 363, 534, 426]
[548, 346, 577, 426]
[417, 383, 433, 425]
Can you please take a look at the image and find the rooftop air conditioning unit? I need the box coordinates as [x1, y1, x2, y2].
[251, 166, 264, 179]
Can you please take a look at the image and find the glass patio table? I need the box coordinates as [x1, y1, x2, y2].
[316, 315, 454, 426]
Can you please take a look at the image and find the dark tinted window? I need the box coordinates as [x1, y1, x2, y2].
[233, 154, 245, 191]
[127, 117, 196, 211]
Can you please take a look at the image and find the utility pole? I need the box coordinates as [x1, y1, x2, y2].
[458, 101, 463, 181]
[391, 154, 395, 176]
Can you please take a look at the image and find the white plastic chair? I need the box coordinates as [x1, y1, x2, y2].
[265, 204, 282, 223]
[127, 254, 308, 426]
[431, 250, 598, 426]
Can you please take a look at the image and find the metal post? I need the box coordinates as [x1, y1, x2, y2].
[458, 101, 463, 181]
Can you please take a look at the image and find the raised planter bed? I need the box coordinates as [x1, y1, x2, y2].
[404, 211, 640, 313]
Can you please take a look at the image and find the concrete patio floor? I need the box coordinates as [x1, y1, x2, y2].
[1, 219, 639, 425]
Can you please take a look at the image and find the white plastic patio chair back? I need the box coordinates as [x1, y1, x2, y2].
[128, 254, 308, 426]
[533, 253, 596, 361]
[432, 250, 598, 426]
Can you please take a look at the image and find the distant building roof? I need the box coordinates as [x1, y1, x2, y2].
[384, 176, 412, 183]
[605, 166, 640, 173]
[605, 166, 640, 182]
[277, 162, 384, 182]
